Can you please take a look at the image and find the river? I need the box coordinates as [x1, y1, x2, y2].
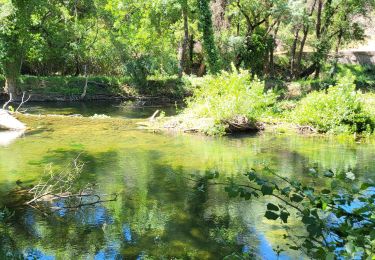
[0, 101, 374, 259]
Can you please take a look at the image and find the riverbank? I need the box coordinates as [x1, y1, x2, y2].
[142, 68, 375, 138]
[0, 75, 190, 103]
[2, 64, 374, 102]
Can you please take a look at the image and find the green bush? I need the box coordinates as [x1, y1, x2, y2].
[183, 66, 278, 134]
[291, 74, 375, 134]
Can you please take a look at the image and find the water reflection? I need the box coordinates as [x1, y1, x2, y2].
[22, 101, 178, 118]
[0, 107, 374, 258]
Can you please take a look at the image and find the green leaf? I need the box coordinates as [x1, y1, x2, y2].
[360, 182, 374, 190]
[322, 201, 328, 210]
[290, 193, 304, 203]
[321, 189, 331, 194]
[302, 215, 315, 225]
[264, 210, 279, 220]
[240, 191, 252, 200]
[246, 170, 257, 181]
[307, 224, 321, 237]
[324, 170, 334, 178]
[308, 168, 318, 176]
[370, 230, 375, 240]
[261, 184, 274, 195]
[267, 203, 279, 211]
[281, 186, 291, 196]
[225, 186, 239, 198]
[280, 211, 290, 223]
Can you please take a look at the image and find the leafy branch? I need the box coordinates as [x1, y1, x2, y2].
[201, 167, 375, 259]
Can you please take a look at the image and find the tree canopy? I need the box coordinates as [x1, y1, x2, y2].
[0, 0, 374, 96]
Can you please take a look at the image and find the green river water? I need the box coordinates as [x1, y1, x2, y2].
[0, 101, 374, 259]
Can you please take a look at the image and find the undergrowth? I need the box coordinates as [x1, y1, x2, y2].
[177, 69, 375, 136]
[182, 66, 278, 135]
[290, 74, 375, 134]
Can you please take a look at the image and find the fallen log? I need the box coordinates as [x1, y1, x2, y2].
[224, 115, 264, 132]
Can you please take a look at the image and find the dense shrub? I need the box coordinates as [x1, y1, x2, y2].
[183, 67, 278, 134]
[291, 74, 375, 134]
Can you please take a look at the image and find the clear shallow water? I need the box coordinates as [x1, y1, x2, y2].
[21, 101, 179, 118]
[0, 102, 375, 259]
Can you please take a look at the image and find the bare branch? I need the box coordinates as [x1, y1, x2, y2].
[2, 93, 13, 110]
[15, 92, 31, 113]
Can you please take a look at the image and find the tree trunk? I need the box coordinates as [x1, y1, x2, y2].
[316, 0, 323, 39]
[296, 26, 309, 75]
[197, 0, 220, 74]
[330, 29, 343, 77]
[211, 0, 228, 31]
[80, 65, 88, 100]
[4, 76, 17, 99]
[3, 58, 22, 99]
[290, 29, 300, 78]
[269, 22, 280, 78]
[295, 0, 317, 77]
[178, 0, 190, 78]
[314, 0, 323, 79]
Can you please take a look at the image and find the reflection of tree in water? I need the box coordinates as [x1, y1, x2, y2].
[117, 162, 260, 259]
[0, 146, 268, 259]
[2, 143, 361, 259]
[0, 149, 121, 259]
[0, 225, 23, 259]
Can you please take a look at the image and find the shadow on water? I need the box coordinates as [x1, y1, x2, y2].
[1, 146, 306, 259]
[22, 100, 179, 118]
[1, 110, 375, 259]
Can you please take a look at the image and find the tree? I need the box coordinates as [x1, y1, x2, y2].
[178, 0, 190, 78]
[197, 0, 220, 74]
[226, 0, 287, 75]
[0, 0, 37, 98]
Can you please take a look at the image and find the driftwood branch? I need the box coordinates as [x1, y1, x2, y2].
[20, 155, 118, 214]
[80, 65, 89, 100]
[2, 93, 13, 110]
[15, 92, 31, 113]
[296, 124, 317, 134]
[149, 110, 160, 121]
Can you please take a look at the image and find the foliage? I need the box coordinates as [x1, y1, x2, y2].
[0, 75, 189, 98]
[183, 66, 277, 134]
[1, 0, 375, 96]
[336, 65, 375, 90]
[290, 74, 375, 134]
[0, 208, 21, 259]
[217, 167, 375, 259]
[0, 207, 12, 223]
[197, 0, 220, 74]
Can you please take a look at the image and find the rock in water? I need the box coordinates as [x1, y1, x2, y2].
[0, 109, 26, 130]
[0, 130, 24, 146]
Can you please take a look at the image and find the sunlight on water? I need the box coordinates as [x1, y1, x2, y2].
[0, 103, 374, 259]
